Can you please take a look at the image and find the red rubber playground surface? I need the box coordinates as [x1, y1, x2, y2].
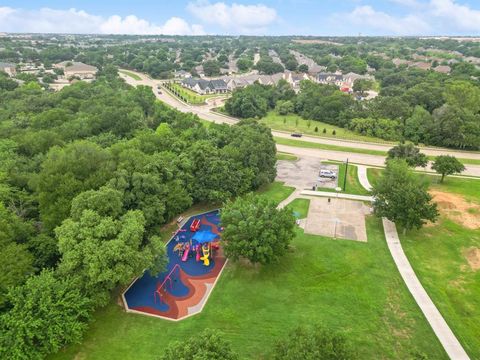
[122, 210, 227, 320]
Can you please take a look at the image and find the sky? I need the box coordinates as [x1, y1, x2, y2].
[1, 0, 480, 36]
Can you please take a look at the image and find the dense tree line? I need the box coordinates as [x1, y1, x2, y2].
[225, 74, 480, 149]
[0, 70, 277, 359]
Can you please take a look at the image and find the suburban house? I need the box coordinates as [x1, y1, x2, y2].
[433, 65, 451, 74]
[316, 72, 374, 92]
[410, 62, 432, 71]
[316, 73, 345, 87]
[54, 61, 98, 80]
[173, 70, 192, 79]
[180, 78, 228, 94]
[284, 71, 310, 91]
[0, 62, 16, 77]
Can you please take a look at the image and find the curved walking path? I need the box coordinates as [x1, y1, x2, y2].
[359, 169, 470, 360]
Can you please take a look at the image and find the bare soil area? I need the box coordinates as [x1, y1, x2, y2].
[464, 247, 480, 271]
[430, 190, 480, 229]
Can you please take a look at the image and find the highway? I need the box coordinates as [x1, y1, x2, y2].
[119, 69, 480, 177]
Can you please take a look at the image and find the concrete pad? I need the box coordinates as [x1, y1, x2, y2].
[304, 197, 371, 242]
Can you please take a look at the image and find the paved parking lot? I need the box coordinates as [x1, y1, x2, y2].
[304, 197, 371, 242]
[277, 157, 339, 190]
[317, 163, 339, 189]
[276, 155, 322, 189]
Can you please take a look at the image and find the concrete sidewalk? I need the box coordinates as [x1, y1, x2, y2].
[357, 165, 373, 191]
[300, 189, 374, 202]
[382, 219, 470, 360]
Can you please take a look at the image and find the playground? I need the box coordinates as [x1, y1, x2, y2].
[122, 210, 226, 320]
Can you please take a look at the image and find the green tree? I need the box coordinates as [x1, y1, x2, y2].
[56, 209, 166, 305]
[432, 155, 465, 183]
[160, 329, 238, 360]
[221, 194, 295, 265]
[275, 100, 294, 115]
[372, 160, 438, 233]
[273, 325, 354, 360]
[353, 79, 373, 95]
[33, 141, 114, 231]
[387, 143, 428, 168]
[203, 60, 221, 77]
[0, 270, 92, 360]
[298, 64, 309, 73]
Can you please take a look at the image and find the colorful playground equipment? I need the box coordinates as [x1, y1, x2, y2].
[200, 243, 210, 266]
[154, 264, 180, 304]
[190, 218, 201, 232]
[181, 243, 190, 262]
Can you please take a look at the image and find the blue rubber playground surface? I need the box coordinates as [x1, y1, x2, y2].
[123, 210, 222, 315]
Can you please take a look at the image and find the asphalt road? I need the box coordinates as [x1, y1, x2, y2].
[119, 69, 480, 177]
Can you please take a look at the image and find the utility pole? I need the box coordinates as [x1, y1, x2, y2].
[343, 158, 349, 192]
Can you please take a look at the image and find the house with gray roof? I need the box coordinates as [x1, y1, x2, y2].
[55, 61, 97, 80]
[0, 62, 16, 77]
[180, 78, 228, 95]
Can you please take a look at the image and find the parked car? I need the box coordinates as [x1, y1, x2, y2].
[319, 169, 337, 179]
[291, 133, 303, 138]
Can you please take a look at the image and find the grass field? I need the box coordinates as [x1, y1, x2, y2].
[261, 111, 391, 144]
[368, 167, 480, 358]
[257, 181, 295, 205]
[164, 82, 220, 105]
[367, 168, 480, 200]
[276, 152, 298, 161]
[275, 136, 388, 157]
[119, 70, 141, 80]
[285, 198, 310, 219]
[318, 162, 371, 196]
[50, 215, 447, 360]
[401, 218, 480, 359]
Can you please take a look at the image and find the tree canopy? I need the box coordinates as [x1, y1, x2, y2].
[372, 160, 438, 232]
[221, 194, 296, 265]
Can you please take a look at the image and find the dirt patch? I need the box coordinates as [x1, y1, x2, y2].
[464, 247, 480, 271]
[430, 190, 480, 229]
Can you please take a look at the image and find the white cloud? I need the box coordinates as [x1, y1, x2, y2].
[187, 1, 278, 34]
[430, 0, 480, 31]
[389, 0, 422, 7]
[337, 5, 430, 35]
[332, 0, 480, 35]
[0, 7, 204, 35]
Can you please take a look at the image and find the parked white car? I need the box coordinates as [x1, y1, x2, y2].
[319, 169, 337, 179]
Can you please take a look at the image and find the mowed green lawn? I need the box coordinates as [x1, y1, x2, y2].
[119, 70, 142, 80]
[401, 219, 480, 359]
[368, 167, 480, 358]
[49, 182, 447, 360]
[318, 162, 371, 196]
[260, 111, 392, 144]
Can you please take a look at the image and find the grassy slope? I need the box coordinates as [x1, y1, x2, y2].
[260, 111, 391, 144]
[50, 216, 447, 360]
[285, 198, 310, 219]
[401, 220, 480, 359]
[119, 70, 141, 80]
[368, 167, 480, 358]
[257, 181, 295, 205]
[318, 162, 371, 196]
[274, 136, 388, 156]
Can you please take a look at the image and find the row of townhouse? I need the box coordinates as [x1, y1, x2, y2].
[180, 78, 229, 95]
[316, 72, 375, 92]
[180, 71, 311, 94]
[180, 70, 373, 95]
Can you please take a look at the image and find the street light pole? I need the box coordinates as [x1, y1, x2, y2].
[343, 158, 349, 192]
